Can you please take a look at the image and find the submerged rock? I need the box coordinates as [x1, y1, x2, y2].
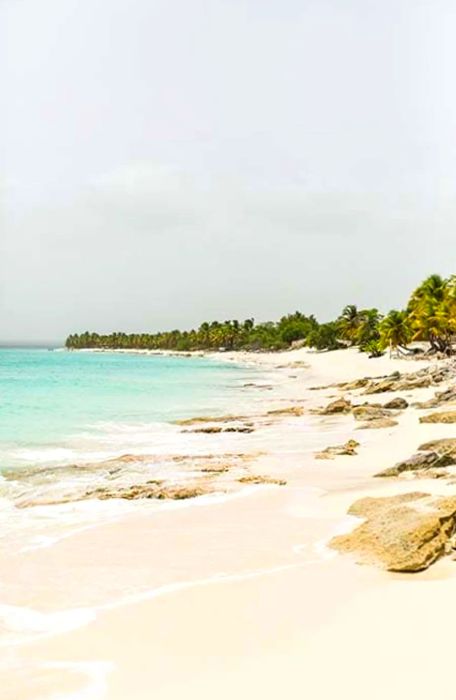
[92, 483, 212, 501]
[315, 439, 360, 460]
[330, 492, 456, 572]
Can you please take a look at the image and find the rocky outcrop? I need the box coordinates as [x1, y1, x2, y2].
[317, 398, 352, 415]
[90, 483, 211, 501]
[17, 482, 215, 507]
[362, 365, 455, 396]
[418, 438, 456, 457]
[238, 475, 286, 485]
[339, 377, 370, 390]
[375, 451, 456, 477]
[364, 377, 401, 394]
[352, 405, 392, 422]
[183, 425, 254, 434]
[415, 386, 456, 410]
[175, 414, 245, 426]
[384, 397, 409, 410]
[10, 452, 259, 508]
[315, 364, 456, 397]
[330, 492, 456, 572]
[315, 439, 359, 460]
[419, 411, 456, 424]
[267, 406, 305, 417]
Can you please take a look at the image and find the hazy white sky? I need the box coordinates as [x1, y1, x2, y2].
[2, 0, 456, 341]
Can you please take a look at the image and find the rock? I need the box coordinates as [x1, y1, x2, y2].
[356, 418, 398, 429]
[362, 366, 454, 396]
[185, 426, 223, 434]
[413, 469, 450, 480]
[352, 405, 391, 422]
[419, 411, 456, 424]
[90, 483, 212, 501]
[175, 414, 244, 426]
[18, 482, 213, 506]
[413, 398, 440, 409]
[223, 426, 255, 433]
[375, 451, 456, 477]
[396, 376, 432, 390]
[435, 386, 456, 403]
[384, 397, 409, 410]
[319, 398, 352, 415]
[364, 378, 398, 394]
[337, 378, 370, 391]
[418, 438, 456, 457]
[414, 386, 456, 410]
[330, 492, 456, 572]
[315, 439, 360, 460]
[267, 406, 305, 417]
[238, 475, 286, 485]
[184, 425, 254, 434]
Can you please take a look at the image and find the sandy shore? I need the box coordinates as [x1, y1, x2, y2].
[4, 347, 456, 699]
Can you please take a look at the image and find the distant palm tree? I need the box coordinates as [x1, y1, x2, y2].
[379, 310, 412, 355]
[338, 305, 361, 345]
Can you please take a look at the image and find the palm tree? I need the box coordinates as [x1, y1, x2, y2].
[379, 310, 412, 355]
[407, 275, 454, 354]
[337, 305, 361, 345]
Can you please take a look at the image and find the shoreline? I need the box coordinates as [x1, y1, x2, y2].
[4, 347, 456, 699]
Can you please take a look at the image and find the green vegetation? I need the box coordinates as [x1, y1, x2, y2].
[65, 274, 456, 356]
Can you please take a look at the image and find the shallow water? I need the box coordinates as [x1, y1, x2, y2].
[0, 349, 260, 469]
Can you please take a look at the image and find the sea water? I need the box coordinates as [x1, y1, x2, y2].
[0, 348, 260, 469]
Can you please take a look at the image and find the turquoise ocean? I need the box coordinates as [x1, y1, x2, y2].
[0, 348, 260, 470]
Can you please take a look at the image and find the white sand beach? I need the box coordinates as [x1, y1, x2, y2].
[4, 347, 456, 700]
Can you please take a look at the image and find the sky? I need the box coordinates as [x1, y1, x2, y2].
[2, 0, 456, 342]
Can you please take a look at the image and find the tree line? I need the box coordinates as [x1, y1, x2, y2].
[65, 274, 456, 356]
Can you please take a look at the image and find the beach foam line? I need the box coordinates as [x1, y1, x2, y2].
[0, 603, 96, 639]
[0, 543, 334, 649]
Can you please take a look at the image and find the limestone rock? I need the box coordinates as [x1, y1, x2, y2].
[364, 378, 398, 394]
[419, 411, 456, 424]
[238, 475, 286, 486]
[319, 398, 352, 415]
[375, 451, 455, 477]
[352, 405, 391, 422]
[330, 492, 456, 572]
[267, 406, 305, 417]
[175, 414, 244, 426]
[184, 425, 254, 434]
[337, 377, 370, 391]
[315, 439, 360, 460]
[384, 397, 409, 410]
[418, 438, 456, 457]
